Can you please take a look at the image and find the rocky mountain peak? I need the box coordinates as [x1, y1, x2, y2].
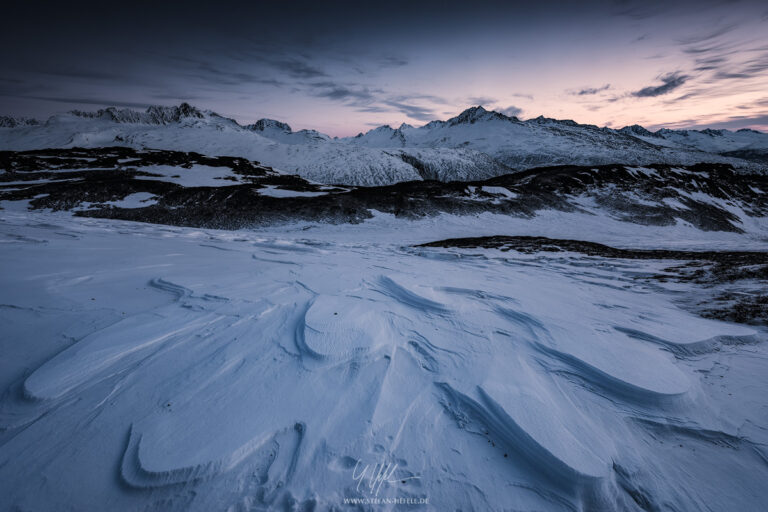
[0, 116, 40, 128]
[447, 106, 510, 125]
[247, 119, 292, 132]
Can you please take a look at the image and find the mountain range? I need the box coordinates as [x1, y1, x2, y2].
[1, 103, 766, 185]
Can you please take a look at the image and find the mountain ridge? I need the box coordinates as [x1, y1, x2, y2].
[6, 102, 764, 138]
[1, 103, 766, 186]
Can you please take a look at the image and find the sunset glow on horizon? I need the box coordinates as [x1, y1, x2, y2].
[2, 0, 767, 136]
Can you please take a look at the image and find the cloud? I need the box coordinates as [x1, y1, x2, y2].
[41, 68, 129, 81]
[707, 114, 768, 131]
[150, 93, 209, 101]
[306, 80, 386, 109]
[573, 84, 611, 96]
[269, 58, 327, 79]
[498, 105, 522, 118]
[510, 92, 534, 100]
[677, 114, 768, 131]
[380, 100, 437, 121]
[632, 72, 689, 97]
[693, 50, 768, 82]
[355, 105, 391, 114]
[170, 56, 286, 87]
[693, 55, 728, 72]
[378, 56, 408, 68]
[670, 92, 698, 102]
[676, 23, 738, 46]
[16, 96, 153, 108]
[645, 111, 768, 132]
[306, 81, 441, 121]
[467, 96, 497, 106]
[313, 86, 375, 102]
[612, 4, 664, 21]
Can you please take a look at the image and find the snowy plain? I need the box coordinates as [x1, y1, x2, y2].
[1, 194, 767, 510]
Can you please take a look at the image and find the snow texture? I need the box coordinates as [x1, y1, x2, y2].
[0, 201, 766, 511]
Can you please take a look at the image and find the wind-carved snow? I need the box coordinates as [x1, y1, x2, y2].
[0, 208, 765, 511]
[302, 296, 394, 359]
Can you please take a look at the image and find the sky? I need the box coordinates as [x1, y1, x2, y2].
[2, 0, 768, 136]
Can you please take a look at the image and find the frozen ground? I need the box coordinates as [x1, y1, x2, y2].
[1, 200, 767, 511]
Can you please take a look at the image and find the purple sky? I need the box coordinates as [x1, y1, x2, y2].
[2, 0, 767, 136]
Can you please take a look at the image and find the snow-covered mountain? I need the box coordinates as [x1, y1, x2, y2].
[0, 116, 40, 128]
[1, 103, 766, 186]
[245, 118, 331, 145]
[0, 104, 509, 186]
[346, 105, 768, 170]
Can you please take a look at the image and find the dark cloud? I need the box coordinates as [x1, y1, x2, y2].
[378, 56, 409, 68]
[681, 41, 736, 55]
[498, 105, 523, 117]
[612, 4, 665, 21]
[633, 72, 689, 97]
[313, 87, 376, 102]
[269, 59, 327, 79]
[40, 68, 130, 82]
[467, 96, 497, 106]
[676, 23, 737, 45]
[704, 51, 768, 81]
[17, 96, 153, 109]
[355, 105, 392, 114]
[693, 55, 728, 72]
[307, 81, 442, 122]
[574, 84, 611, 95]
[685, 114, 768, 131]
[510, 92, 534, 100]
[714, 71, 752, 80]
[150, 93, 209, 101]
[644, 111, 768, 131]
[671, 92, 698, 102]
[380, 100, 437, 121]
[169, 56, 286, 88]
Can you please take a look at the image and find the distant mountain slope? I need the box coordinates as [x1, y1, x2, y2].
[0, 104, 510, 186]
[3, 148, 766, 236]
[346, 106, 768, 170]
[1, 103, 765, 185]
